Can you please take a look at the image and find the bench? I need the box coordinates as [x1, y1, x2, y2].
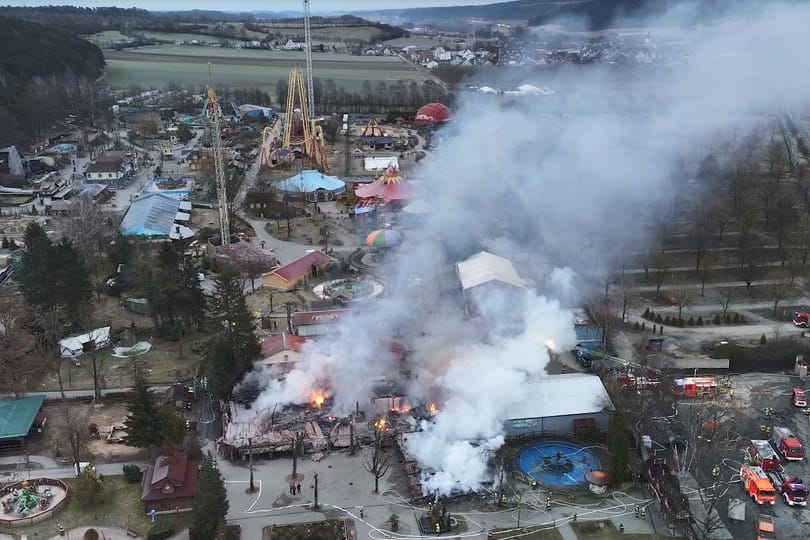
[126, 528, 138, 538]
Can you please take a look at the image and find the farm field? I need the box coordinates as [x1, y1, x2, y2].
[83, 30, 134, 48]
[102, 46, 434, 92]
[259, 23, 383, 42]
[134, 31, 233, 44]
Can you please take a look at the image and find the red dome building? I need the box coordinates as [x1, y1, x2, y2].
[414, 102, 451, 127]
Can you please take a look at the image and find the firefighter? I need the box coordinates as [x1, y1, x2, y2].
[640, 506, 645, 519]
[546, 495, 552, 510]
[435, 522, 441, 535]
[634, 505, 640, 519]
[358, 506, 364, 519]
[712, 465, 720, 478]
[619, 524, 625, 533]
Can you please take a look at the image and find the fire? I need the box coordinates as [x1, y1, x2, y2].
[309, 391, 327, 409]
[428, 402, 437, 414]
[374, 418, 387, 430]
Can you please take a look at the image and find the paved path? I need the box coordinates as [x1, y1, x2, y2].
[48, 526, 142, 539]
[25, 385, 171, 401]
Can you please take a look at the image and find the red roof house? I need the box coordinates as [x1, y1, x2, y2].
[261, 332, 307, 369]
[261, 250, 332, 291]
[291, 309, 350, 337]
[141, 449, 199, 512]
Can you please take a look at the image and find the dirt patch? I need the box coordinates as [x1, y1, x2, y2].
[263, 519, 349, 540]
[33, 402, 146, 463]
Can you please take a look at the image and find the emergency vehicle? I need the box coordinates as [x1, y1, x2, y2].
[672, 376, 717, 398]
[794, 311, 810, 327]
[764, 469, 808, 506]
[748, 439, 782, 472]
[771, 426, 804, 461]
[741, 465, 777, 505]
[756, 514, 775, 540]
[792, 387, 807, 407]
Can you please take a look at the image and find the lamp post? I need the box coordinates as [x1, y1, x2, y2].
[247, 438, 256, 493]
[313, 472, 320, 510]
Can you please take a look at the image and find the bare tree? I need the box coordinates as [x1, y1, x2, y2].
[763, 137, 788, 183]
[687, 210, 713, 273]
[674, 287, 694, 321]
[0, 298, 39, 396]
[62, 404, 92, 475]
[698, 252, 716, 297]
[62, 193, 115, 277]
[33, 307, 68, 398]
[589, 302, 622, 351]
[79, 328, 109, 401]
[771, 279, 790, 317]
[718, 291, 734, 319]
[618, 282, 636, 322]
[738, 248, 762, 292]
[364, 427, 391, 494]
[653, 254, 670, 294]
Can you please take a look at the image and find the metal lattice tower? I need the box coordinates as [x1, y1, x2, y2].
[207, 63, 231, 246]
[303, 0, 315, 117]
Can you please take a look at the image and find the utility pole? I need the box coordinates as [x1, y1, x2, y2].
[247, 438, 256, 493]
[313, 472, 320, 510]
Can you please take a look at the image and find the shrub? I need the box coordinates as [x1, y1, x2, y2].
[633, 322, 640, 330]
[389, 514, 400, 532]
[147, 521, 176, 540]
[724, 314, 731, 324]
[76, 466, 104, 507]
[652, 324, 657, 333]
[659, 326, 663, 335]
[84, 529, 100, 540]
[655, 314, 663, 323]
[713, 314, 722, 325]
[739, 315, 746, 323]
[643, 308, 651, 319]
[123, 464, 142, 483]
[664, 316, 671, 325]
[641, 322, 646, 331]
[697, 316, 704, 326]
[688, 317, 695, 326]
[733, 313, 740, 323]
[760, 334, 768, 345]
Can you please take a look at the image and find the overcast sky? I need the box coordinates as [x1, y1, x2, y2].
[1, 0, 500, 11]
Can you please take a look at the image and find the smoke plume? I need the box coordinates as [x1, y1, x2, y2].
[246, 3, 810, 494]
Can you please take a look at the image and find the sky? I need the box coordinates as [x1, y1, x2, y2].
[1, 0, 501, 11]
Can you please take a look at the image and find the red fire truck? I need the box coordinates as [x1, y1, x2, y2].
[741, 465, 777, 505]
[771, 426, 804, 461]
[672, 376, 717, 398]
[764, 468, 808, 506]
[749, 439, 782, 472]
[794, 311, 810, 328]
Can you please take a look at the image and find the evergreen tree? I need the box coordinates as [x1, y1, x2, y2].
[19, 222, 58, 309]
[159, 406, 187, 447]
[210, 273, 260, 372]
[190, 453, 229, 540]
[53, 237, 93, 326]
[203, 274, 259, 399]
[607, 408, 630, 483]
[123, 376, 165, 456]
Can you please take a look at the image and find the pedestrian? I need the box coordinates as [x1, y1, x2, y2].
[297, 483, 301, 495]
[359, 506, 364, 519]
[289, 482, 295, 495]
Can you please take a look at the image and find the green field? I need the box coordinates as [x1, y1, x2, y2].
[102, 46, 434, 93]
[134, 31, 230, 44]
[260, 23, 383, 42]
[84, 30, 134, 48]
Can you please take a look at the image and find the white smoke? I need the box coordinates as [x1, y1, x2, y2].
[245, 3, 810, 495]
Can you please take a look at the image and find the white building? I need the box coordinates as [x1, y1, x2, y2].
[503, 373, 614, 437]
[59, 327, 111, 357]
[363, 156, 399, 172]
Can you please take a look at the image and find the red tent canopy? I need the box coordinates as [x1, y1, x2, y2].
[414, 102, 451, 126]
[354, 165, 419, 202]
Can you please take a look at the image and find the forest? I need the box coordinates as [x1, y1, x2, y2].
[0, 16, 107, 149]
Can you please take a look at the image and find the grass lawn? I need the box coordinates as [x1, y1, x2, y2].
[3, 476, 190, 539]
[489, 526, 563, 540]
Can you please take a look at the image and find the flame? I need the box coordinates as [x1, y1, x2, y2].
[309, 390, 328, 409]
[428, 402, 437, 414]
[374, 418, 387, 430]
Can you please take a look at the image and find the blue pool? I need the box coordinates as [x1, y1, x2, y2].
[516, 440, 603, 488]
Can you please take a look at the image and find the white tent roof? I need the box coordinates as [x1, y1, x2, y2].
[456, 251, 525, 291]
[364, 156, 399, 172]
[178, 201, 192, 211]
[175, 212, 191, 222]
[508, 373, 613, 420]
[59, 326, 111, 357]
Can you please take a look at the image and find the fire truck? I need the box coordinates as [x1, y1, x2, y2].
[756, 514, 775, 540]
[794, 311, 810, 327]
[792, 387, 807, 407]
[741, 465, 777, 504]
[771, 426, 804, 461]
[672, 376, 717, 398]
[763, 468, 808, 506]
[616, 371, 661, 392]
[748, 439, 782, 472]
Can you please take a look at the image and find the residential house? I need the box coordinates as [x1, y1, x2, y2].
[85, 156, 127, 184]
[260, 332, 307, 371]
[261, 251, 332, 291]
[141, 449, 199, 512]
[283, 38, 305, 50]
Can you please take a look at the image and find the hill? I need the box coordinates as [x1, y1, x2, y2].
[358, 0, 745, 31]
[0, 16, 105, 148]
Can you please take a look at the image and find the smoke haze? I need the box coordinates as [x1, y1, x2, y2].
[245, 3, 810, 494]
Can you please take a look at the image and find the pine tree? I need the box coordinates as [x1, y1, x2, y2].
[204, 337, 238, 400]
[53, 237, 93, 326]
[159, 406, 187, 447]
[190, 453, 229, 540]
[123, 376, 165, 456]
[19, 222, 58, 309]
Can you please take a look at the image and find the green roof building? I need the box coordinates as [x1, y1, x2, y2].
[0, 395, 46, 451]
